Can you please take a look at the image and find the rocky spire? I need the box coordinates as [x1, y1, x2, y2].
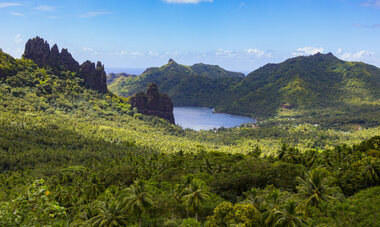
[129, 83, 175, 124]
[60, 48, 80, 72]
[22, 36, 107, 93]
[23, 36, 51, 66]
[48, 44, 60, 67]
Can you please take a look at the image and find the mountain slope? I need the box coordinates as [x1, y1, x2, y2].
[108, 59, 244, 107]
[219, 53, 380, 117]
[110, 53, 380, 119]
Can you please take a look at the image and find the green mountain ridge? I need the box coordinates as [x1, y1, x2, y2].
[1, 39, 380, 226]
[108, 59, 244, 108]
[109, 53, 380, 119]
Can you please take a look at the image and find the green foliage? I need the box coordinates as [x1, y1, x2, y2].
[109, 53, 380, 123]
[0, 49, 380, 226]
[311, 186, 380, 226]
[295, 168, 336, 213]
[108, 60, 244, 109]
[0, 179, 66, 226]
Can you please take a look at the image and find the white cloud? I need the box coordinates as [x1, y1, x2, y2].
[80, 11, 113, 18]
[0, 3, 21, 8]
[10, 12, 23, 16]
[163, 0, 213, 4]
[361, 0, 380, 8]
[130, 51, 143, 57]
[14, 34, 22, 43]
[117, 51, 128, 56]
[214, 48, 272, 58]
[292, 47, 324, 56]
[34, 5, 55, 12]
[148, 51, 160, 57]
[243, 48, 272, 58]
[340, 50, 374, 61]
[336, 48, 343, 54]
[82, 47, 98, 55]
[113, 51, 145, 57]
[215, 49, 237, 57]
[239, 2, 246, 7]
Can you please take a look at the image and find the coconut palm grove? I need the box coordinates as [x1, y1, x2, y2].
[1, 0, 380, 226]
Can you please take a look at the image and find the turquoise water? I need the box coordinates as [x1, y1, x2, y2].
[174, 107, 255, 131]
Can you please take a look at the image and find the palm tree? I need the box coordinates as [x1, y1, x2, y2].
[242, 188, 264, 225]
[295, 168, 335, 213]
[243, 188, 264, 211]
[182, 179, 211, 221]
[263, 188, 281, 227]
[303, 149, 318, 167]
[73, 202, 99, 226]
[277, 143, 289, 160]
[123, 179, 154, 226]
[84, 174, 105, 201]
[282, 147, 302, 164]
[361, 156, 380, 187]
[275, 201, 306, 227]
[88, 200, 129, 227]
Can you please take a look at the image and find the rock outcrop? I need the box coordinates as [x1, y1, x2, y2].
[79, 61, 108, 93]
[23, 36, 107, 93]
[129, 83, 175, 124]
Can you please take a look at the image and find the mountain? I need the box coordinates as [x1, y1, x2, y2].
[129, 83, 175, 124]
[110, 53, 380, 119]
[108, 59, 245, 108]
[107, 72, 136, 84]
[23, 37, 108, 93]
[220, 53, 380, 117]
[1, 39, 380, 226]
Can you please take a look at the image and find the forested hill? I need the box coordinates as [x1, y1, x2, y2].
[221, 53, 380, 117]
[1, 39, 380, 226]
[108, 59, 245, 107]
[109, 53, 380, 119]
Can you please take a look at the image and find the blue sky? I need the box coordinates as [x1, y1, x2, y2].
[0, 0, 380, 73]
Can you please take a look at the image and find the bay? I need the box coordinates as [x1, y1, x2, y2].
[174, 107, 255, 131]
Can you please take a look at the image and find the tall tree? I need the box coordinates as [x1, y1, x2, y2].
[182, 179, 211, 221]
[88, 200, 128, 227]
[123, 179, 154, 226]
[296, 168, 335, 213]
[275, 200, 306, 227]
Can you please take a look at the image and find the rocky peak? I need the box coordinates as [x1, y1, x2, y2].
[23, 36, 51, 66]
[49, 44, 60, 67]
[129, 83, 175, 124]
[60, 48, 80, 72]
[79, 61, 107, 93]
[22, 37, 107, 93]
[168, 58, 175, 64]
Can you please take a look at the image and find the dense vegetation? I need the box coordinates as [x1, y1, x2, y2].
[109, 53, 380, 122]
[107, 59, 244, 108]
[1, 48, 380, 226]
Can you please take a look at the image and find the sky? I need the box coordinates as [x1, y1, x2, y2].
[0, 0, 380, 74]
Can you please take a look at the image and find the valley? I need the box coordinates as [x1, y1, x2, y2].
[0, 36, 379, 226]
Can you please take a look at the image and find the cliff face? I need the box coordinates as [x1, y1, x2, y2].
[129, 83, 175, 124]
[23, 36, 107, 93]
[79, 61, 108, 93]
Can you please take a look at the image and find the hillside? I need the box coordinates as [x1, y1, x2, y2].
[108, 59, 244, 107]
[110, 53, 380, 122]
[221, 53, 380, 118]
[1, 38, 380, 226]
